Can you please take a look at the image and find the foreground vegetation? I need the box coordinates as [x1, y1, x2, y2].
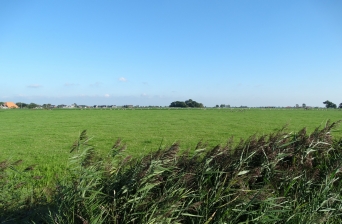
[1, 120, 342, 223]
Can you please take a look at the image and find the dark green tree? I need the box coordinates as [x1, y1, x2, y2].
[339, 103, 342, 109]
[170, 99, 204, 108]
[16, 102, 28, 108]
[170, 101, 187, 108]
[185, 99, 204, 108]
[42, 104, 52, 109]
[28, 103, 39, 109]
[323, 100, 336, 108]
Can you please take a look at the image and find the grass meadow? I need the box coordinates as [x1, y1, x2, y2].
[1, 108, 342, 223]
[1, 108, 341, 151]
[1, 108, 341, 173]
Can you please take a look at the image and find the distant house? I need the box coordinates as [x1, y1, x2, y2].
[0, 103, 7, 109]
[4, 102, 18, 109]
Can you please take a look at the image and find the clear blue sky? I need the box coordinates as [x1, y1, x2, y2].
[1, 0, 341, 107]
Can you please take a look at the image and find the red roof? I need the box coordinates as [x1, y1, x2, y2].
[4, 102, 18, 108]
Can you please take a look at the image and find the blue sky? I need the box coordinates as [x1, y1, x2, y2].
[1, 0, 341, 107]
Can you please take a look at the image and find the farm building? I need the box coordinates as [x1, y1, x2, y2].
[4, 102, 19, 108]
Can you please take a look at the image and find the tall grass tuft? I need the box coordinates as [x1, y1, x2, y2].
[0, 159, 49, 223]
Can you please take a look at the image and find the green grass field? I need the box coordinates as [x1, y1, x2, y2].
[0, 108, 341, 176]
[1, 108, 342, 223]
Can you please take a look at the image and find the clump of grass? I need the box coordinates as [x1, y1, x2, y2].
[0, 159, 50, 223]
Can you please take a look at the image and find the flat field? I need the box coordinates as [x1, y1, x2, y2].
[0, 108, 341, 180]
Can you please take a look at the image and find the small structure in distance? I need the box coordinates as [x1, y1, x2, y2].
[3, 102, 19, 109]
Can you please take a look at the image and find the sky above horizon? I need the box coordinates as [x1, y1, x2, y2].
[1, 0, 341, 107]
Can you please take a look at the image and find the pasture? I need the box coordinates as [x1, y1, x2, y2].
[1, 108, 341, 169]
[1, 108, 342, 223]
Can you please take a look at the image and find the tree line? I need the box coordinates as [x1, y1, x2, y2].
[1, 100, 342, 109]
[0, 102, 52, 109]
[323, 100, 342, 109]
[169, 99, 204, 108]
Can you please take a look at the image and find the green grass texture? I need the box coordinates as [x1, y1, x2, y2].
[0, 108, 341, 179]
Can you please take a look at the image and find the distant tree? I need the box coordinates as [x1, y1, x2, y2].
[185, 99, 193, 107]
[0, 102, 4, 106]
[339, 103, 342, 109]
[170, 101, 187, 108]
[216, 105, 219, 108]
[16, 102, 28, 108]
[185, 99, 204, 108]
[42, 103, 52, 109]
[220, 104, 225, 108]
[169, 99, 204, 108]
[323, 100, 337, 108]
[28, 103, 38, 109]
